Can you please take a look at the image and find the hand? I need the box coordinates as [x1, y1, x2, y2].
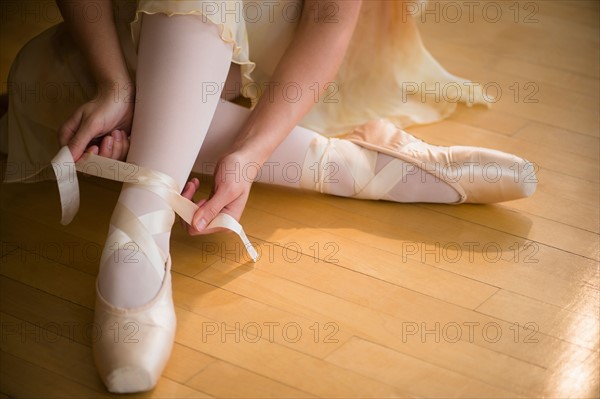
[58, 83, 134, 161]
[180, 152, 255, 236]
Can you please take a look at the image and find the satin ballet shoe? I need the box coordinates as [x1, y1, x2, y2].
[92, 186, 176, 393]
[301, 119, 536, 203]
[93, 258, 176, 393]
[50, 147, 258, 393]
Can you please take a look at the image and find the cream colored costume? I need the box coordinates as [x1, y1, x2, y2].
[2, 0, 489, 183]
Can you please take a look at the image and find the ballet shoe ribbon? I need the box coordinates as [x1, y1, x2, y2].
[50, 146, 259, 262]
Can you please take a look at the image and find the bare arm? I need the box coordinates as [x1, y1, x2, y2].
[232, 0, 362, 165]
[56, 0, 131, 89]
[56, 0, 133, 160]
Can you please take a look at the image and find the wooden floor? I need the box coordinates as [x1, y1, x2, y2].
[1, 1, 599, 398]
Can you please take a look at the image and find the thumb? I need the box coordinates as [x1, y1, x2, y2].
[58, 110, 82, 148]
[67, 118, 101, 161]
[192, 188, 230, 232]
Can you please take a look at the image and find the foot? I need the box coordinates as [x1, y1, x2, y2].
[51, 146, 258, 393]
[301, 119, 536, 204]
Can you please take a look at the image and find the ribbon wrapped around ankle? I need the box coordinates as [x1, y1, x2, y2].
[50, 146, 259, 262]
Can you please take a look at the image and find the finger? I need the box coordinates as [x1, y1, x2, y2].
[118, 130, 130, 161]
[80, 146, 99, 178]
[180, 197, 207, 233]
[186, 199, 216, 235]
[181, 178, 200, 200]
[68, 117, 103, 161]
[86, 145, 99, 155]
[180, 179, 200, 231]
[192, 187, 234, 232]
[58, 110, 82, 147]
[112, 130, 130, 161]
[109, 130, 124, 160]
[98, 135, 114, 158]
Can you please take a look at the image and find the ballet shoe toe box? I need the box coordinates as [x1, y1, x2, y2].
[451, 147, 537, 203]
[93, 270, 176, 393]
[105, 367, 154, 393]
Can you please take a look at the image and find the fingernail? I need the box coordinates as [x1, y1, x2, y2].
[106, 136, 113, 150]
[195, 218, 207, 231]
[114, 130, 122, 141]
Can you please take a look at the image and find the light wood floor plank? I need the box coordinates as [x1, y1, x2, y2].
[0, 237, 352, 361]
[186, 361, 314, 398]
[239, 202, 502, 309]
[0, 276, 241, 392]
[513, 122, 600, 161]
[0, 312, 211, 398]
[449, 105, 531, 136]
[325, 337, 519, 398]
[476, 289, 599, 350]
[205, 238, 595, 372]
[174, 308, 404, 398]
[0, 351, 110, 399]
[195, 260, 553, 397]
[245, 188, 598, 315]
[172, 272, 353, 359]
[542, 350, 600, 399]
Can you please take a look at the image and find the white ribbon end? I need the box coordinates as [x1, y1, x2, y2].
[209, 213, 259, 263]
[246, 244, 260, 263]
[51, 146, 80, 225]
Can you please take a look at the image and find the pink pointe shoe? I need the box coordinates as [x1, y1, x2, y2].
[301, 119, 536, 203]
[51, 147, 258, 393]
[92, 196, 177, 393]
[93, 263, 177, 392]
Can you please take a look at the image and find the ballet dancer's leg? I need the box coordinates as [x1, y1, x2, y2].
[197, 100, 534, 203]
[196, 100, 462, 202]
[98, 13, 232, 307]
[93, 13, 234, 393]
